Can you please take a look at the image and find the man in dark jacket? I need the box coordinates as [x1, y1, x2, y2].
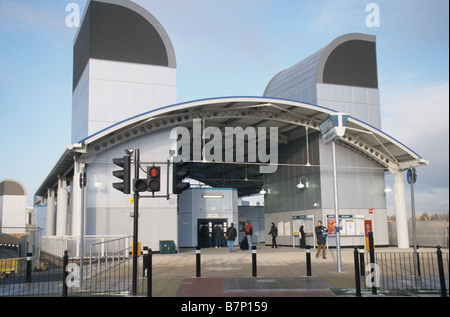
[213, 224, 223, 248]
[268, 222, 278, 248]
[315, 221, 327, 259]
[226, 223, 237, 252]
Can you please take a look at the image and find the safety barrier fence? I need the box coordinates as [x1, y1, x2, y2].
[361, 248, 449, 293]
[0, 253, 70, 297]
[353, 233, 449, 297]
[1, 243, 448, 297]
[0, 236, 138, 297]
[359, 247, 449, 295]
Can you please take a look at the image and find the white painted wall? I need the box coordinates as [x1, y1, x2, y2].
[80, 128, 178, 251]
[72, 59, 177, 143]
[0, 195, 27, 233]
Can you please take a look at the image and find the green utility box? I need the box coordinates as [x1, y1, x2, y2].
[159, 240, 176, 254]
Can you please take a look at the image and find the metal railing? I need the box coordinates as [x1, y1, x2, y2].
[79, 236, 134, 296]
[353, 236, 449, 297]
[88, 236, 132, 278]
[0, 235, 140, 297]
[0, 253, 67, 297]
[40, 235, 130, 258]
[361, 247, 449, 294]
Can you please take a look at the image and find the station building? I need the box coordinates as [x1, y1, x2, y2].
[34, 0, 428, 256]
[1, 179, 28, 233]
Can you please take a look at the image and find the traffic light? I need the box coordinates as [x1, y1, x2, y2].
[112, 155, 131, 194]
[147, 166, 161, 192]
[133, 178, 148, 192]
[133, 166, 161, 193]
[172, 162, 190, 195]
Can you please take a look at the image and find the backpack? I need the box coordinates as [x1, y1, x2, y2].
[240, 236, 249, 250]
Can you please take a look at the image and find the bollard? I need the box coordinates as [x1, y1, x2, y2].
[25, 252, 32, 283]
[252, 246, 257, 277]
[368, 232, 377, 295]
[359, 247, 365, 277]
[416, 245, 421, 277]
[196, 246, 201, 278]
[143, 246, 148, 277]
[62, 250, 69, 297]
[306, 245, 311, 276]
[147, 248, 152, 297]
[436, 246, 448, 297]
[353, 247, 362, 297]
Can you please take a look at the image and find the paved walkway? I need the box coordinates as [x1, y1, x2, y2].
[139, 244, 444, 297]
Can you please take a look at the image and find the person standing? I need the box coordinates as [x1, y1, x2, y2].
[315, 221, 328, 259]
[268, 222, 278, 248]
[226, 223, 237, 252]
[245, 220, 253, 250]
[299, 225, 306, 248]
[213, 224, 223, 248]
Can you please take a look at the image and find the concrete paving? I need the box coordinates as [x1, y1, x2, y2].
[139, 244, 445, 297]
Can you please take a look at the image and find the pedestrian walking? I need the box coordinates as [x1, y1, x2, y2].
[226, 223, 237, 252]
[315, 220, 328, 259]
[268, 222, 278, 248]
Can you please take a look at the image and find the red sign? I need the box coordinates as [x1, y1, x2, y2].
[364, 220, 372, 237]
[368, 208, 374, 214]
[364, 220, 373, 251]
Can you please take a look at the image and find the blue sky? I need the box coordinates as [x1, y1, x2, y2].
[0, 0, 448, 216]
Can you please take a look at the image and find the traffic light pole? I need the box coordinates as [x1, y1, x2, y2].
[131, 149, 140, 296]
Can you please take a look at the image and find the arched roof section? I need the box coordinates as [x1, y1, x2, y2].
[73, 0, 176, 90]
[264, 33, 378, 97]
[80, 97, 425, 170]
[316, 33, 378, 88]
[0, 179, 26, 196]
[36, 97, 428, 196]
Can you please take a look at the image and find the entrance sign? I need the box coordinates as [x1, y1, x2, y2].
[319, 116, 338, 144]
[319, 113, 349, 144]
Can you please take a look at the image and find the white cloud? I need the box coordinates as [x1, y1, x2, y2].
[381, 82, 449, 160]
[308, 0, 366, 33]
[382, 82, 449, 215]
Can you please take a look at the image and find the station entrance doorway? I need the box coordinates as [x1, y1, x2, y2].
[197, 218, 228, 248]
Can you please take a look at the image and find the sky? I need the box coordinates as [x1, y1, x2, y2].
[0, 0, 448, 217]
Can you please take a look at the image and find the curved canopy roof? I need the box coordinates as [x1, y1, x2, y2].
[36, 97, 428, 197]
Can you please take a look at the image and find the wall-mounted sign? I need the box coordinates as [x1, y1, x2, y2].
[319, 113, 349, 144]
[407, 166, 417, 184]
[326, 214, 365, 236]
